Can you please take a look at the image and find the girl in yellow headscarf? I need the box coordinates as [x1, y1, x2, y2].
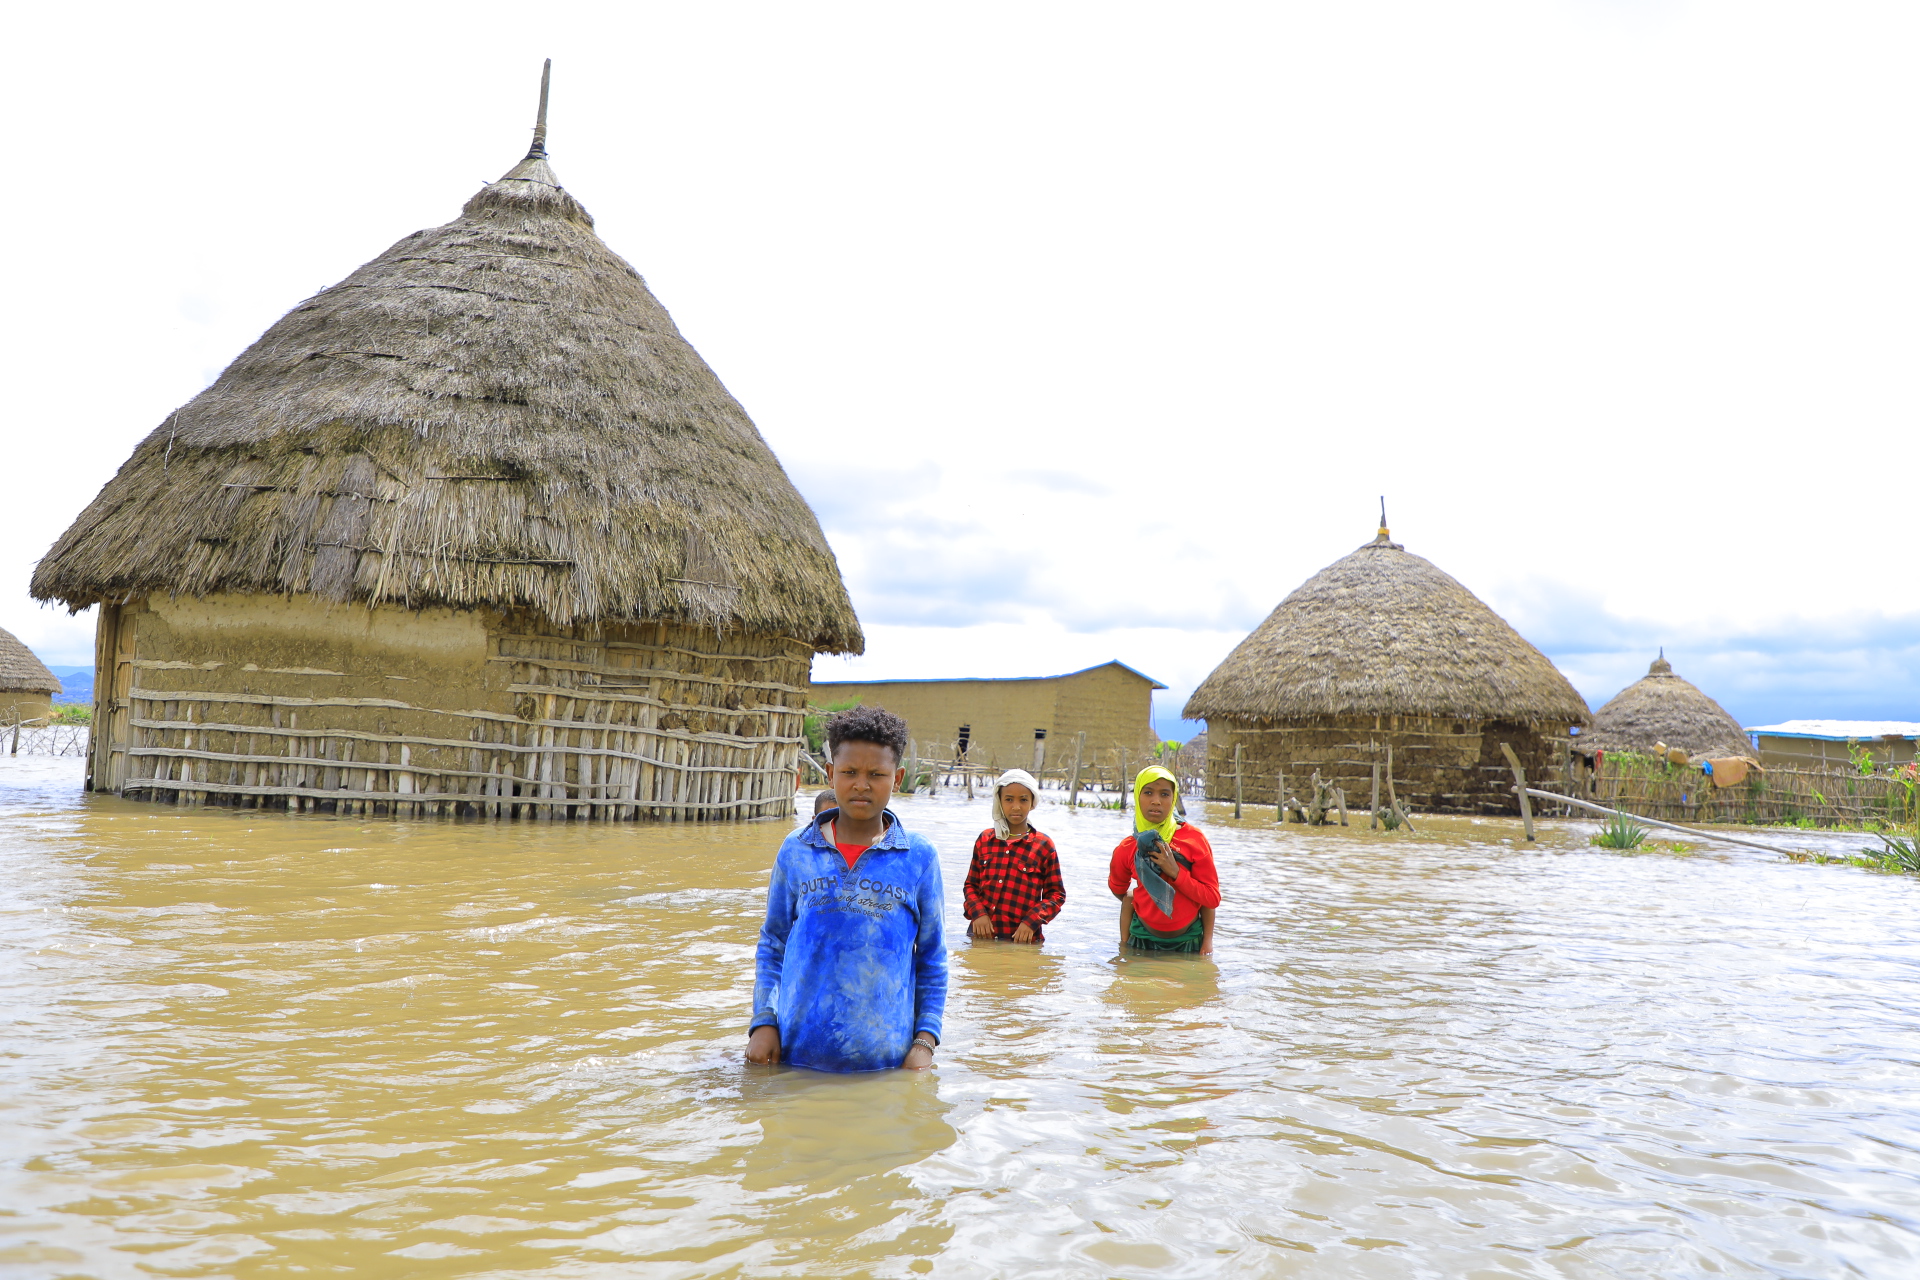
[1108, 765, 1219, 954]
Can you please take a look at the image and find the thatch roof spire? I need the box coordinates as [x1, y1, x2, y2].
[1183, 532, 1589, 725]
[1583, 653, 1748, 759]
[527, 58, 552, 160]
[32, 88, 863, 653]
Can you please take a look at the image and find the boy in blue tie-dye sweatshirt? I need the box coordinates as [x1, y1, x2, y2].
[747, 706, 947, 1072]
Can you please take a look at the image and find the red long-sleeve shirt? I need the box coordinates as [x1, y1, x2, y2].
[963, 829, 1065, 941]
[1108, 824, 1220, 932]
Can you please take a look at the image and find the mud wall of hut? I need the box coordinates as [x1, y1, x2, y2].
[1201, 714, 1577, 814]
[91, 593, 808, 820]
[813, 678, 1059, 768]
[1050, 664, 1163, 761]
[2, 691, 55, 723]
[814, 664, 1159, 772]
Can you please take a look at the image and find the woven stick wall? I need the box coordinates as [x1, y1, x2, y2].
[104, 604, 807, 821]
[1204, 714, 1578, 814]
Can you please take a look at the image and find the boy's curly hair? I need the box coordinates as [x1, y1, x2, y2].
[825, 705, 909, 763]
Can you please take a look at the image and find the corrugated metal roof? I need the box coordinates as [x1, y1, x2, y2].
[813, 661, 1168, 691]
[1744, 720, 1920, 741]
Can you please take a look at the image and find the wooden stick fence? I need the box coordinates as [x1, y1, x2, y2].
[1564, 759, 1917, 829]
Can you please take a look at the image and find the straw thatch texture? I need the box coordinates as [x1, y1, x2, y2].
[1581, 656, 1751, 760]
[32, 154, 860, 654]
[1184, 534, 1589, 725]
[0, 625, 60, 695]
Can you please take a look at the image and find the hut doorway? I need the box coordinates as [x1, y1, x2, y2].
[89, 602, 138, 794]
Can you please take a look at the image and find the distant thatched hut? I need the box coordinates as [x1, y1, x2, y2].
[1580, 654, 1751, 763]
[1183, 527, 1590, 813]
[0, 626, 61, 724]
[32, 77, 860, 820]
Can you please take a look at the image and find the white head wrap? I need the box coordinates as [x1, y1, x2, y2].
[991, 768, 1042, 839]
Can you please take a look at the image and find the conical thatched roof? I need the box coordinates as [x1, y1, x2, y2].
[1582, 654, 1750, 759]
[0, 625, 61, 695]
[32, 83, 861, 653]
[1184, 530, 1589, 724]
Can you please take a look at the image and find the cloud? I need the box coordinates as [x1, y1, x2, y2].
[1468, 578, 1920, 725]
[7, 2, 1918, 734]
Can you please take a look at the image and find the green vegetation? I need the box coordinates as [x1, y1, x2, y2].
[802, 698, 859, 756]
[1859, 831, 1920, 875]
[1591, 813, 1650, 850]
[1849, 741, 1877, 777]
[1376, 807, 1403, 832]
[48, 704, 92, 726]
[1781, 826, 1920, 875]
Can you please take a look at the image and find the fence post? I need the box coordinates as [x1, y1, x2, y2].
[1386, 742, 1414, 831]
[1120, 749, 1130, 812]
[1499, 742, 1535, 841]
[1370, 743, 1381, 829]
[1067, 732, 1085, 807]
[1276, 769, 1288, 823]
[1233, 743, 1244, 819]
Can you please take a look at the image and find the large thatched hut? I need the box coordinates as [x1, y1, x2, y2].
[1183, 526, 1590, 813]
[0, 626, 62, 724]
[32, 73, 860, 820]
[1580, 653, 1751, 762]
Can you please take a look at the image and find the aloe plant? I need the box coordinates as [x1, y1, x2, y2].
[1592, 813, 1649, 850]
[1861, 831, 1920, 874]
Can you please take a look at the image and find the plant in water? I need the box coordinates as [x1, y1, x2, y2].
[1861, 831, 1920, 875]
[1376, 807, 1402, 831]
[1591, 813, 1650, 850]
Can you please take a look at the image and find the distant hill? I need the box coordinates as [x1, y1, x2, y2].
[47, 666, 92, 705]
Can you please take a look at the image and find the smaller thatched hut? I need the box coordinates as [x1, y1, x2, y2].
[0, 626, 62, 724]
[1579, 653, 1752, 763]
[1184, 525, 1590, 813]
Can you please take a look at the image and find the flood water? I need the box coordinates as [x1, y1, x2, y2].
[5, 755, 1920, 1278]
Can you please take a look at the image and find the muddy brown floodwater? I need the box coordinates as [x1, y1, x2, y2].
[5, 754, 1920, 1278]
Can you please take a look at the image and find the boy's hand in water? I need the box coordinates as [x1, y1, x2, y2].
[903, 1037, 935, 1070]
[745, 1026, 780, 1065]
[1012, 921, 1036, 943]
[969, 914, 994, 939]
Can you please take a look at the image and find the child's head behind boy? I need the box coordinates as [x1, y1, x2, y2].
[824, 706, 910, 835]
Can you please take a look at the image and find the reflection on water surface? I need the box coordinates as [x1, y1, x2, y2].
[4, 754, 1920, 1277]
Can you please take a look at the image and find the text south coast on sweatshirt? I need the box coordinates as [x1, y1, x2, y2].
[752, 809, 948, 1072]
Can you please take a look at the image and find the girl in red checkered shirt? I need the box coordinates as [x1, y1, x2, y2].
[963, 769, 1066, 943]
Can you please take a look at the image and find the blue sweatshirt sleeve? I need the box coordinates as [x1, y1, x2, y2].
[752, 841, 797, 1032]
[911, 837, 949, 1042]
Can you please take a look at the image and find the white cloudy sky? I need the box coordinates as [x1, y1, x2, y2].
[5, 1, 1917, 738]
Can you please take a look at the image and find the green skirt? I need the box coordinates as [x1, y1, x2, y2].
[1128, 914, 1205, 953]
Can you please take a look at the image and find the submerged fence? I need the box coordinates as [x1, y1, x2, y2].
[4, 723, 92, 758]
[1559, 758, 1917, 829]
